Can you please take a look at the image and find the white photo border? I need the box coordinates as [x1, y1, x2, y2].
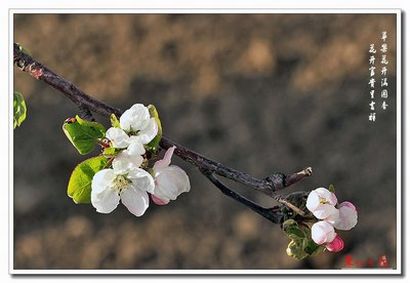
[9, 8, 402, 275]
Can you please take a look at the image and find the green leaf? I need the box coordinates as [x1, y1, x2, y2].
[103, 147, 117, 156]
[286, 239, 309, 260]
[282, 219, 306, 240]
[110, 113, 121, 128]
[329, 184, 336, 193]
[303, 238, 324, 256]
[283, 220, 325, 260]
[67, 156, 108, 204]
[62, 115, 106, 155]
[13, 91, 27, 129]
[145, 104, 162, 152]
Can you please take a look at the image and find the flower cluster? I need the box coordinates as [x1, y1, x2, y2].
[306, 187, 358, 252]
[91, 104, 190, 217]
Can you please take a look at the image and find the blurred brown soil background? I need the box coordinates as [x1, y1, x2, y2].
[13, 14, 397, 269]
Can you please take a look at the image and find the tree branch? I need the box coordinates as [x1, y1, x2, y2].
[13, 43, 312, 220]
[201, 169, 285, 224]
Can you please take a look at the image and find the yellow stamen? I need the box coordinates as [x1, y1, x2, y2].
[113, 175, 131, 192]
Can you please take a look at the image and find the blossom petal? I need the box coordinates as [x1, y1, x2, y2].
[326, 234, 345, 252]
[127, 141, 146, 156]
[306, 190, 321, 212]
[312, 203, 339, 220]
[153, 165, 190, 202]
[153, 146, 175, 172]
[112, 150, 143, 175]
[91, 169, 116, 195]
[131, 118, 158, 145]
[106, 127, 130, 149]
[151, 194, 170, 205]
[306, 187, 338, 214]
[127, 167, 155, 194]
[120, 103, 150, 132]
[315, 187, 338, 206]
[91, 169, 120, 214]
[120, 185, 149, 217]
[311, 221, 337, 245]
[334, 201, 358, 231]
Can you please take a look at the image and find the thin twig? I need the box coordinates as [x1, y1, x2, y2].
[201, 169, 285, 224]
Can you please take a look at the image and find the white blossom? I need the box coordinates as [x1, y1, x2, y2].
[91, 156, 154, 217]
[151, 146, 190, 205]
[311, 221, 337, 245]
[333, 201, 358, 231]
[105, 104, 159, 149]
[112, 142, 146, 175]
[307, 187, 358, 250]
[120, 103, 158, 145]
[105, 127, 131, 149]
[306, 187, 339, 220]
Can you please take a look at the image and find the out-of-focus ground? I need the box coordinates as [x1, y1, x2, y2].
[13, 14, 397, 269]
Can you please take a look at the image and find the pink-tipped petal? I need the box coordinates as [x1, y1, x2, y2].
[151, 194, 169, 205]
[334, 201, 358, 231]
[311, 221, 336, 245]
[339, 201, 356, 211]
[326, 235, 345, 252]
[153, 146, 176, 172]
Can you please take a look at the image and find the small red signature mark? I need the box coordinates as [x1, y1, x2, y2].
[344, 254, 389, 268]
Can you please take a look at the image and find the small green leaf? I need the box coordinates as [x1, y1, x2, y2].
[103, 147, 117, 156]
[282, 219, 307, 241]
[329, 184, 335, 193]
[62, 115, 106, 155]
[13, 91, 27, 129]
[67, 156, 108, 204]
[145, 104, 162, 152]
[303, 238, 324, 256]
[286, 239, 309, 260]
[110, 113, 121, 128]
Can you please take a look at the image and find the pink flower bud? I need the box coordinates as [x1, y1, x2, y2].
[326, 234, 344, 252]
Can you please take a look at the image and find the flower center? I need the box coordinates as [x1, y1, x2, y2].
[319, 197, 329, 205]
[128, 129, 141, 136]
[113, 174, 131, 193]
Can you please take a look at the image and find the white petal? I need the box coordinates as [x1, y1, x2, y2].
[334, 201, 358, 231]
[306, 191, 320, 212]
[91, 169, 120, 214]
[91, 169, 116, 195]
[153, 146, 176, 172]
[120, 103, 150, 132]
[130, 118, 158, 145]
[311, 221, 337, 245]
[106, 127, 130, 149]
[120, 185, 149, 217]
[154, 165, 190, 201]
[312, 204, 339, 220]
[324, 206, 340, 225]
[127, 167, 155, 194]
[127, 141, 146, 156]
[112, 150, 143, 175]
